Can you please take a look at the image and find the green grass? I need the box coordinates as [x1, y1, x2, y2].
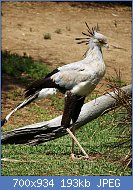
[2, 51, 50, 83]
[2, 112, 131, 176]
[2, 52, 131, 176]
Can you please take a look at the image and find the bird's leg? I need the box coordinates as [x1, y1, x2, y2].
[66, 128, 89, 158]
[71, 124, 75, 157]
[61, 91, 89, 159]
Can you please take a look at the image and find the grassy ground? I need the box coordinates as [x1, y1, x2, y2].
[1, 52, 131, 176]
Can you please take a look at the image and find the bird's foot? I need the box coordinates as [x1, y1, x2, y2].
[70, 153, 93, 161]
[70, 153, 77, 160]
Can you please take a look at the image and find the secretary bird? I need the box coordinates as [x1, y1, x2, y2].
[2, 23, 109, 159]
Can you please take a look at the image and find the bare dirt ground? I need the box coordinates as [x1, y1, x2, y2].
[2, 2, 132, 127]
[2, 2, 132, 80]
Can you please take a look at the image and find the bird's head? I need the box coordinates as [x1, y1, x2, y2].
[76, 22, 109, 49]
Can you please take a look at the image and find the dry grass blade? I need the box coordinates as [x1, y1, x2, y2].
[105, 69, 132, 167]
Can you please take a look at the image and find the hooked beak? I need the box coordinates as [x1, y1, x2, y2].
[104, 43, 109, 49]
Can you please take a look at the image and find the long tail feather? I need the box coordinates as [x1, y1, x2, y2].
[1, 92, 39, 126]
[1, 88, 57, 127]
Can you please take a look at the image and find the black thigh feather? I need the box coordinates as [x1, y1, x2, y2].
[71, 96, 85, 123]
[61, 91, 85, 129]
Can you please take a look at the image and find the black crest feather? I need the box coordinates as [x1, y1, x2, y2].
[75, 22, 100, 45]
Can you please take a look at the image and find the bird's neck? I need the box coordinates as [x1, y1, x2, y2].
[84, 41, 106, 80]
[85, 42, 103, 62]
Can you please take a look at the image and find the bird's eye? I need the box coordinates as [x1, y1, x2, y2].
[99, 40, 103, 43]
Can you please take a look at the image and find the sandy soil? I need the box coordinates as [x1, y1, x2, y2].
[1, 2, 132, 127]
[2, 2, 132, 82]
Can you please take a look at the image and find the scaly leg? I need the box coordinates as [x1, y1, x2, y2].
[66, 128, 89, 158]
[71, 124, 75, 156]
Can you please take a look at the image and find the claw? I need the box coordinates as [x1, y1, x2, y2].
[70, 153, 93, 161]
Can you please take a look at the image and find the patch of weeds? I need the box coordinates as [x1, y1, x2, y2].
[105, 71, 131, 167]
[43, 33, 51, 40]
[55, 28, 62, 34]
[105, 69, 127, 89]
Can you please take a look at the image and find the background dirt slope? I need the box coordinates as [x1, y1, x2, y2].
[2, 2, 132, 82]
[2, 2, 132, 127]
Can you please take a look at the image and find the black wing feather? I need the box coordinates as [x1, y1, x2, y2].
[25, 69, 66, 97]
